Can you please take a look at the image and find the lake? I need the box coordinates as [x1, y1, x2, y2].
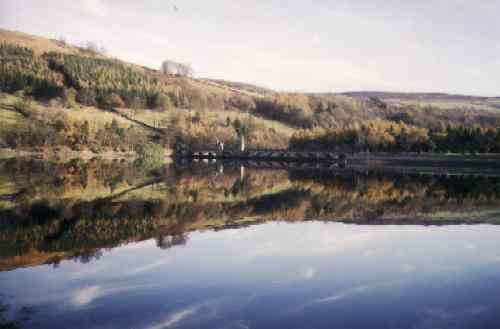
[1, 158, 500, 329]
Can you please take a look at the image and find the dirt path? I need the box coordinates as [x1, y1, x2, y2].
[108, 108, 163, 134]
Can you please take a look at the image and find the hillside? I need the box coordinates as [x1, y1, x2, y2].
[0, 28, 105, 56]
[1, 28, 500, 154]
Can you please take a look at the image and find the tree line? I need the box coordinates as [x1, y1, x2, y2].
[290, 119, 500, 153]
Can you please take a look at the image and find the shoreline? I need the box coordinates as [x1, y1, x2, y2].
[2, 148, 500, 169]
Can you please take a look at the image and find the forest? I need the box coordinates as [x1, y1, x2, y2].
[290, 119, 500, 153]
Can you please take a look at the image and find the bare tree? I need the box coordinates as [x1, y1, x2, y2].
[161, 60, 194, 77]
[85, 41, 99, 54]
[84, 41, 106, 55]
[58, 36, 67, 46]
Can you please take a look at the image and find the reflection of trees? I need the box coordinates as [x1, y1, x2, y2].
[229, 176, 252, 197]
[290, 170, 500, 222]
[2, 159, 500, 271]
[0, 299, 31, 329]
[74, 249, 103, 264]
[0, 158, 150, 205]
[156, 234, 187, 250]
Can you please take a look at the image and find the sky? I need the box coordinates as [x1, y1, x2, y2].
[1, 0, 500, 95]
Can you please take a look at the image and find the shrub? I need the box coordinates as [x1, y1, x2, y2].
[100, 93, 125, 109]
[76, 89, 97, 106]
[32, 80, 64, 100]
[62, 88, 78, 108]
[13, 98, 32, 116]
[150, 93, 172, 111]
[135, 142, 165, 171]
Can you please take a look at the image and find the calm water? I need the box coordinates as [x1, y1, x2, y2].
[1, 159, 500, 329]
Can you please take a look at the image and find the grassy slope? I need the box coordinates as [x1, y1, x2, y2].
[0, 28, 93, 55]
[0, 28, 297, 150]
[0, 28, 266, 100]
[0, 93, 152, 158]
[0, 93, 138, 131]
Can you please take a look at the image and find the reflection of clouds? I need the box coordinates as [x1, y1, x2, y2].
[71, 284, 155, 307]
[400, 264, 416, 274]
[68, 241, 161, 279]
[219, 320, 251, 329]
[415, 306, 490, 329]
[20, 283, 156, 308]
[71, 286, 101, 306]
[4, 223, 500, 328]
[146, 305, 200, 329]
[69, 264, 109, 279]
[192, 228, 250, 241]
[290, 280, 403, 314]
[238, 223, 393, 263]
[288, 284, 379, 314]
[300, 267, 316, 280]
[464, 243, 477, 251]
[144, 298, 230, 329]
[361, 249, 376, 258]
[310, 284, 376, 305]
[123, 239, 157, 250]
[70, 242, 172, 280]
[269, 266, 317, 286]
[144, 295, 259, 329]
[125, 257, 173, 276]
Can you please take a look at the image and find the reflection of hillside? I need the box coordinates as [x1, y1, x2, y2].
[290, 171, 500, 222]
[162, 164, 293, 203]
[1, 159, 500, 271]
[0, 158, 148, 209]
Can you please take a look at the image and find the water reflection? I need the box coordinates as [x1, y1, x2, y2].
[1, 223, 500, 328]
[0, 158, 500, 328]
[0, 158, 500, 271]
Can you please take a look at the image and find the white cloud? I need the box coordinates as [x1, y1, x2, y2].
[311, 34, 321, 45]
[140, 32, 171, 47]
[80, 0, 109, 17]
[3, 0, 500, 94]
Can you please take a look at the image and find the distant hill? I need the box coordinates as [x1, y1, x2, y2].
[339, 91, 496, 102]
